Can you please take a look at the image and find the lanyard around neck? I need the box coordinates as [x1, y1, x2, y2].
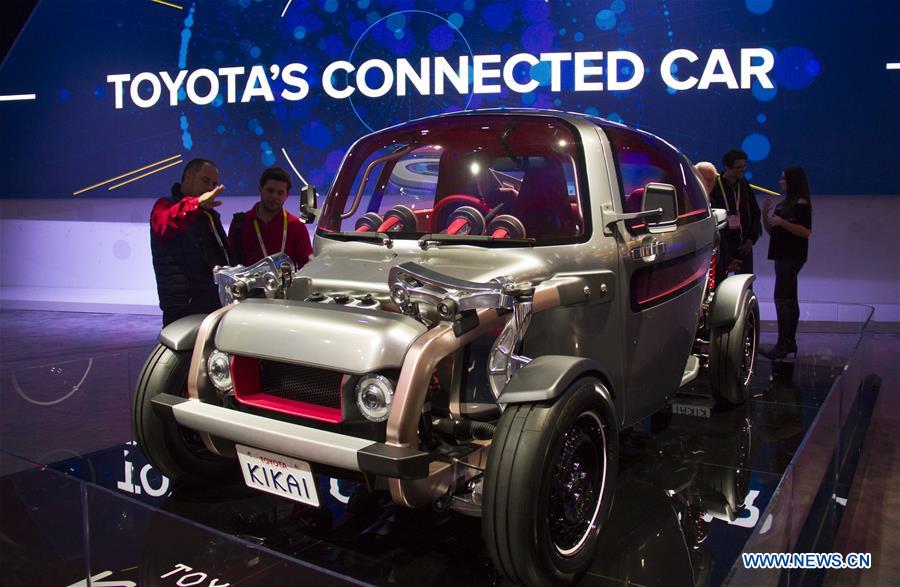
[253, 209, 288, 257]
[717, 175, 741, 213]
[202, 210, 231, 265]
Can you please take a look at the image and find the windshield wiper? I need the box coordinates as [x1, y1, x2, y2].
[324, 231, 393, 248]
[417, 233, 535, 249]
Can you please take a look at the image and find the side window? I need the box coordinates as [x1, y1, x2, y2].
[605, 127, 708, 224]
[483, 154, 583, 239]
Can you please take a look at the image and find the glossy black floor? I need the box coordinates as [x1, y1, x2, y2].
[0, 311, 870, 586]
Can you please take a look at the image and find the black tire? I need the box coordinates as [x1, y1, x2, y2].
[709, 293, 759, 407]
[132, 343, 233, 485]
[483, 377, 618, 586]
[649, 409, 673, 434]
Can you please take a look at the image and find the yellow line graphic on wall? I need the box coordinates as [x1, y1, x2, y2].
[108, 159, 183, 191]
[73, 154, 182, 195]
[750, 183, 781, 197]
[150, 0, 183, 9]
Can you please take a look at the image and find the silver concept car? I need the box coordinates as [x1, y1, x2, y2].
[136, 110, 758, 586]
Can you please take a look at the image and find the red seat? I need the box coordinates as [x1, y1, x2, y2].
[511, 160, 575, 238]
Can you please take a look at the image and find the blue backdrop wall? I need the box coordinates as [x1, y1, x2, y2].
[1, 1, 898, 321]
[1, 0, 898, 199]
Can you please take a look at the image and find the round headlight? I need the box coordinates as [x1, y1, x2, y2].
[207, 350, 233, 392]
[355, 374, 394, 422]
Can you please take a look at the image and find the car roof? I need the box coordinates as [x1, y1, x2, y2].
[373, 107, 601, 129]
[365, 108, 676, 153]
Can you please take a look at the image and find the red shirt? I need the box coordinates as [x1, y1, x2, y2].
[228, 203, 312, 268]
[151, 195, 203, 241]
[151, 193, 232, 261]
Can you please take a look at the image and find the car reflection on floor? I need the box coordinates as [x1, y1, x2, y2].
[1, 330, 857, 587]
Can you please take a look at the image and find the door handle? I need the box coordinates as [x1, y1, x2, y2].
[630, 241, 666, 262]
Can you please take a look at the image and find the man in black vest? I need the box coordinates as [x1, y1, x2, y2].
[709, 149, 761, 282]
[150, 159, 231, 326]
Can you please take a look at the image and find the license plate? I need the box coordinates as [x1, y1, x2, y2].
[672, 402, 711, 418]
[236, 445, 319, 507]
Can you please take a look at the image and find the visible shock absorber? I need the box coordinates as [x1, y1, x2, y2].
[418, 373, 441, 450]
[695, 248, 718, 352]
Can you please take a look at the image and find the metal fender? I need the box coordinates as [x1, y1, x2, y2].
[709, 274, 756, 330]
[496, 355, 612, 406]
[157, 314, 206, 352]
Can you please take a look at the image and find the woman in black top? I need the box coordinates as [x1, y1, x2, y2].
[761, 166, 813, 359]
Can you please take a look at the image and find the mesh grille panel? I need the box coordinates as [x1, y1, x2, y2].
[258, 360, 342, 409]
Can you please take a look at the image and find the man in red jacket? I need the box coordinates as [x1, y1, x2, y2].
[150, 158, 231, 326]
[228, 166, 313, 268]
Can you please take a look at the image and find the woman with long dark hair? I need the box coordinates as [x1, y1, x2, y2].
[761, 166, 812, 359]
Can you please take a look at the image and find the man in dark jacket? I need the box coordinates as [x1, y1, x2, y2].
[150, 158, 231, 326]
[709, 149, 762, 280]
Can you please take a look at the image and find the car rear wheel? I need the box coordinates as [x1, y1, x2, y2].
[709, 293, 759, 407]
[483, 377, 618, 586]
[133, 343, 233, 486]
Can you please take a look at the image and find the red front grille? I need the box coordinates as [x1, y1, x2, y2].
[230, 355, 343, 423]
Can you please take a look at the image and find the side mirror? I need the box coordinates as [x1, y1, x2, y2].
[642, 182, 678, 232]
[299, 184, 319, 224]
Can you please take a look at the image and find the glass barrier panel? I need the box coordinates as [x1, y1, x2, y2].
[0, 352, 133, 466]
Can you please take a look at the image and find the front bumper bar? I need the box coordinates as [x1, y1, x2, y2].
[152, 394, 431, 479]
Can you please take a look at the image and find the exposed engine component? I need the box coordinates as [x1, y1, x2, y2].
[304, 291, 382, 310]
[331, 293, 351, 305]
[451, 476, 484, 517]
[389, 261, 535, 342]
[488, 283, 535, 399]
[357, 293, 378, 307]
[433, 417, 496, 441]
[388, 261, 526, 316]
[214, 253, 294, 305]
[305, 291, 334, 303]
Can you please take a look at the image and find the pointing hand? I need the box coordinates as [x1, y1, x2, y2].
[199, 184, 225, 209]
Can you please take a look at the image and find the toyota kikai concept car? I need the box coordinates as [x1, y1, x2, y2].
[136, 110, 758, 586]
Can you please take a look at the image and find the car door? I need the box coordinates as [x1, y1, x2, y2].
[603, 127, 715, 424]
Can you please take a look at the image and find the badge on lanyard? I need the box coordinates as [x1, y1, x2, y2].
[254, 209, 288, 257]
[203, 210, 231, 265]
[718, 176, 742, 232]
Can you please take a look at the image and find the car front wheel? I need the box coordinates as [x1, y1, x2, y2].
[483, 377, 618, 586]
[132, 343, 233, 486]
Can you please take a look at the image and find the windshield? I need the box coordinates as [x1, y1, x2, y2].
[318, 115, 586, 243]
